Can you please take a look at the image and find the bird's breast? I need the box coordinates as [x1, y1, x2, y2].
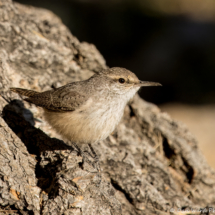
[44, 96, 127, 144]
[80, 98, 126, 141]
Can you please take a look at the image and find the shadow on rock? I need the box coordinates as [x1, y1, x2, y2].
[2, 99, 77, 196]
[2, 99, 73, 153]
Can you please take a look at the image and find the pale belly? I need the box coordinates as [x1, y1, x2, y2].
[44, 101, 125, 144]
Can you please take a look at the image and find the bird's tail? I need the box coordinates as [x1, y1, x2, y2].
[10, 88, 40, 97]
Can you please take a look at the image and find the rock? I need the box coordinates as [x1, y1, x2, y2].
[0, 0, 214, 214]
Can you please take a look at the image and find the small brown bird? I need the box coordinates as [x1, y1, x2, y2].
[11, 67, 161, 169]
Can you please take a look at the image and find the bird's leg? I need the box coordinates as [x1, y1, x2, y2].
[87, 143, 100, 171]
[87, 143, 99, 162]
[67, 142, 100, 172]
[67, 142, 92, 165]
[86, 143, 101, 185]
[82, 143, 100, 172]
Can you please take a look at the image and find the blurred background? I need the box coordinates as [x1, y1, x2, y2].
[15, 0, 215, 168]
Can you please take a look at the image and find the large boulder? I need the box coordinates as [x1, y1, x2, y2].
[0, 0, 214, 214]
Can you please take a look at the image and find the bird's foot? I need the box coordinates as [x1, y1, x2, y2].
[83, 143, 100, 172]
[67, 142, 101, 173]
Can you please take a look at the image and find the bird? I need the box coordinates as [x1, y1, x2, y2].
[10, 67, 161, 170]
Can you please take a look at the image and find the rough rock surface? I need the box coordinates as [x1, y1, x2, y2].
[0, 0, 215, 214]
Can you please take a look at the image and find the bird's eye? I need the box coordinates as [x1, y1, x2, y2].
[118, 78, 125, 84]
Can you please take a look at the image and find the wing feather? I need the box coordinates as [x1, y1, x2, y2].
[11, 83, 88, 112]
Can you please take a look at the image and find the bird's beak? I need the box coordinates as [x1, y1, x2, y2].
[138, 81, 162, 87]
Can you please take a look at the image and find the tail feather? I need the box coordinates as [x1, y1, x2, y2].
[10, 87, 40, 97]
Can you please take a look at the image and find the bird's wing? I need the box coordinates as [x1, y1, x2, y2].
[11, 84, 88, 112]
[49, 86, 88, 111]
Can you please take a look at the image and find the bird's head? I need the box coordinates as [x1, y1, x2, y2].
[97, 67, 161, 97]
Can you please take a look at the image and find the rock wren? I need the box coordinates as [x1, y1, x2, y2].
[10, 67, 161, 169]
